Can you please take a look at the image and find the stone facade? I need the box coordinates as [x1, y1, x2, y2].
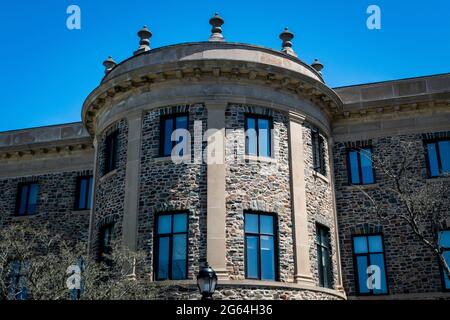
[0, 36, 449, 300]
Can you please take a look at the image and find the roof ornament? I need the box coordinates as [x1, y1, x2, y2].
[134, 25, 152, 55]
[279, 27, 297, 57]
[311, 59, 324, 75]
[103, 56, 116, 75]
[209, 13, 225, 42]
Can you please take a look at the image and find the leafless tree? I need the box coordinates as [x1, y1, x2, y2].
[0, 221, 160, 300]
[354, 140, 450, 281]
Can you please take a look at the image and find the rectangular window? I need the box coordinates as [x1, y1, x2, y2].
[426, 139, 450, 178]
[245, 115, 273, 158]
[352, 234, 388, 295]
[347, 147, 375, 185]
[155, 212, 188, 280]
[245, 212, 277, 281]
[75, 176, 93, 210]
[15, 182, 39, 216]
[312, 130, 326, 176]
[160, 114, 189, 157]
[317, 225, 332, 288]
[104, 131, 118, 175]
[439, 230, 450, 291]
[9, 261, 28, 300]
[98, 224, 114, 262]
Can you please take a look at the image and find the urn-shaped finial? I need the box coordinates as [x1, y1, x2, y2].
[279, 27, 297, 57]
[103, 56, 116, 75]
[209, 13, 225, 42]
[134, 25, 152, 55]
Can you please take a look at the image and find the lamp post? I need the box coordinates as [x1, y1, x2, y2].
[196, 263, 218, 300]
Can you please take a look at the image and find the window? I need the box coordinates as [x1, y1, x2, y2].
[426, 139, 450, 178]
[160, 114, 189, 157]
[75, 176, 93, 210]
[317, 225, 332, 288]
[439, 230, 450, 291]
[347, 147, 375, 185]
[104, 131, 118, 175]
[9, 261, 28, 300]
[15, 182, 39, 216]
[312, 130, 326, 176]
[155, 212, 188, 280]
[352, 234, 388, 295]
[245, 212, 277, 281]
[245, 115, 273, 158]
[98, 224, 114, 262]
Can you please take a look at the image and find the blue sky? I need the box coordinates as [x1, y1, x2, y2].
[0, 0, 449, 131]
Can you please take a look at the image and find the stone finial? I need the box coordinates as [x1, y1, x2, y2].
[311, 59, 324, 75]
[103, 56, 116, 75]
[209, 13, 225, 42]
[134, 25, 152, 55]
[279, 27, 297, 57]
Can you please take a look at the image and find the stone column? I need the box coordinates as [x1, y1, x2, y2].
[205, 100, 228, 280]
[288, 111, 315, 285]
[87, 136, 99, 253]
[327, 136, 345, 293]
[122, 112, 143, 251]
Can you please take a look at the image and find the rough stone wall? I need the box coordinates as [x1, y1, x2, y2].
[93, 119, 128, 253]
[0, 168, 92, 244]
[225, 104, 295, 282]
[137, 104, 208, 278]
[303, 124, 340, 289]
[334, 131, 450, 297]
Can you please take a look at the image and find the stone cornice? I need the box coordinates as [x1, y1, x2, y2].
[82, 59, 343, 136]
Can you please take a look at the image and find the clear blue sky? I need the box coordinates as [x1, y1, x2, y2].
[0, 0, 449, 132]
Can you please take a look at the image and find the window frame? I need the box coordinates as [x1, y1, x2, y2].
[244, 114, 274, 158]
[15, 182, 39, 216]
[244, 211, 279, 281]
[346, 146, 376, 185]
[98, 223, 115, 263]
[74, 176, 93, 211]
[351, 232, 389, 296]
[316, 224, 333, 289]
[438, 228, 450, 292]
[104, 131, 119, 175]
[159, 113, 190, 158]
[424, 138, 450, 178]
[153, 211, 189, 281]
[312, 129, 326, 176]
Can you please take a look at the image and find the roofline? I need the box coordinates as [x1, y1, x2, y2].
[0, 121, 83, 135]
[333, 72, 450, 90]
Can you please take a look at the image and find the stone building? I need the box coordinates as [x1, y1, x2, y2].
[0, 15, 449, 300]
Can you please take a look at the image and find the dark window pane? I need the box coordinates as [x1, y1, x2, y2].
[87, 177, 93, 210]
[349, 151, 360, 184]
[356, 256, 370, 294]
[440, 231, 450, 248]
[157, 237, 170, 280]
[370, 253, 388, 294]
[246, 118, 257, 156]
[246, 236, 259, 279]
[158, 215, 172, 234]
[173, 214, 187, 233]
[368, 235, 383, 253]
[353, 236, 368, 254]
[19, 185, 28, 215]
[360, 149, 374, 184]
[176, 116, 188, 130]
[427, 143, 439, 177]
[245, 214, 259, 233]
[28, 184, 38, 214]
[163, 118, 174, 156]
[260, 235, 275, 281]
[439, 140, 450, 174]
[172, 234, 187, 280]
[260, 215, 274, 235]
[258, 118, 271, 157]
[78, 179, 87, 209]
[175, 116, 188, 157]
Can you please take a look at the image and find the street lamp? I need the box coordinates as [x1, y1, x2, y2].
[197, 263, 218, 300]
